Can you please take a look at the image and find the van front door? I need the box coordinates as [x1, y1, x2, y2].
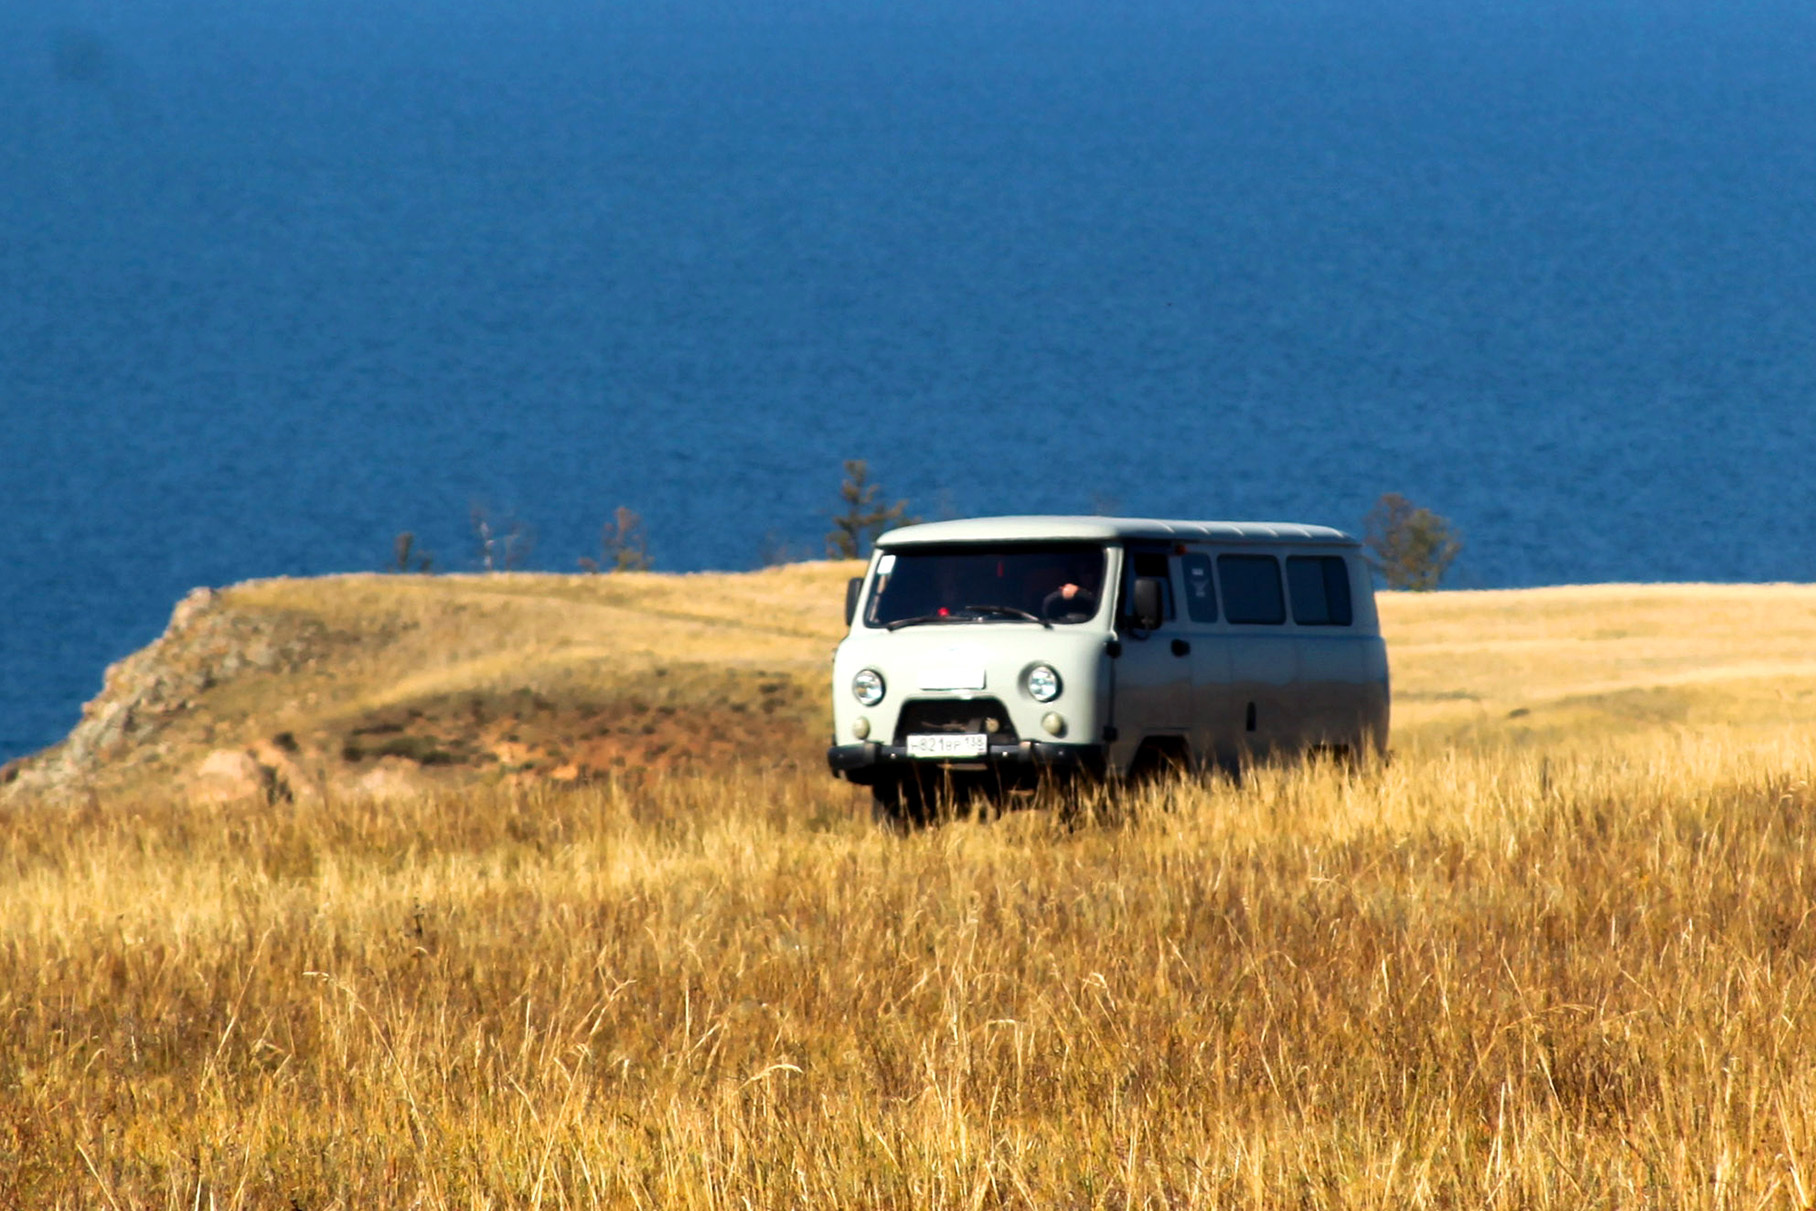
[1109, 546, 1192, 771]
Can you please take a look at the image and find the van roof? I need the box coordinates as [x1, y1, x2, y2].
[877, 515, 1359, 548]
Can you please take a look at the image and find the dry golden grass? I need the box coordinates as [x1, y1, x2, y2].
[7, 572, 1816, 1207]
[1383, 583, 1816, 750]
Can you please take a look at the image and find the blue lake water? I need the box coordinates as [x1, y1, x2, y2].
[4, 0, 1816, 761]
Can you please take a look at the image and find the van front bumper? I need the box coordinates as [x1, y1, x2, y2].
[827, 740, 1107, 786]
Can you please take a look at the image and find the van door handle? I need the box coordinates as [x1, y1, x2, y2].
[1171, 639, 1191, 657]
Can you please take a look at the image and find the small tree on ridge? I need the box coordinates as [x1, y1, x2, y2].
[1363, 492, 1462, 591]
[827, 459, 914, 559]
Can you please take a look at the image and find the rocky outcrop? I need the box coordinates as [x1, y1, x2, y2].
[2, 586, 332, 804]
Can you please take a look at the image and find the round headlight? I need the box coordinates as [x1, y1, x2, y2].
[1026, 664, 1062, 703]
[852, 668, 886, 707]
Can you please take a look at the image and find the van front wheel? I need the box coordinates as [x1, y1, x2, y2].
[871, 779, 929, 832]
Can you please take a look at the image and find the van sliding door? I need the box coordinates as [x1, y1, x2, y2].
[1178, 551, 1236, 773]
[1217, 553, 1298, 759]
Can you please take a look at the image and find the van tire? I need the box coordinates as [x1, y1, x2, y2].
[1126, 737, 1192, 787]
[871, 780, 928, 832]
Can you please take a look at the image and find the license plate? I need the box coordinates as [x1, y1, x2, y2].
[907, 733, 989, 759]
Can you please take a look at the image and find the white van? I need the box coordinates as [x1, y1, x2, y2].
[827, 516, 1390, 823]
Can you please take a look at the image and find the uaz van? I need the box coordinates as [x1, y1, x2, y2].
[827, 516, 1390, 823]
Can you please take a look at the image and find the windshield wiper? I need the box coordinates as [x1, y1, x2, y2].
[960, 603, 1052, 629]
[883, 605, 1052, 631]
[884, 613, 966, 631]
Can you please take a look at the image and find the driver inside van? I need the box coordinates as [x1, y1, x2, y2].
[1019, 550, 1103, 622]
[1041, 581, 1097, 622]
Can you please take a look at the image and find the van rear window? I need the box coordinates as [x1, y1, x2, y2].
[1287, 556, 1354, 626]
[1218, 555, 1285, 624]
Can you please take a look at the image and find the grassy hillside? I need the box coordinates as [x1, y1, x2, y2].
[13, 570, 1816, 803]
[3, 564, 860, 803]
[6, 570, 1816, 1206]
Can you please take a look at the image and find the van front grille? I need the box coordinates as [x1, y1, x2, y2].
[893, 698, 1018, 745]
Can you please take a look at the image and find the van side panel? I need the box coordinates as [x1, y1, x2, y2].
[1227, 629, 1298, 758]
[1186, 635, 1236, 772]
[1295, 553, 1372, 752]
[1293, 634, 1348, 748]
[1202, 547, 1385, 763]
[1349, 554, 1391, 754]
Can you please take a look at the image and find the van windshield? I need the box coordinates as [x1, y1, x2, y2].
[864, 543, 1108, 629]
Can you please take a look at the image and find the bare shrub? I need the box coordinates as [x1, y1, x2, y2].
[470, 503, 534, 572]
[391, 531, 433, 573]
[757, 530, 812, 567]
[580, 506, 652, 573]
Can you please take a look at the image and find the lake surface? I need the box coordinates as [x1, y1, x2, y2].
[4, 0, 1816, 761]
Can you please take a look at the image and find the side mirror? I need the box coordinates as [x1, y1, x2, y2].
[1131, 578, 1164, 631]
[845, 577, 863, 626]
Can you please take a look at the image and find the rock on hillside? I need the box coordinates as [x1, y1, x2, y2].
[2, 586, 345, 803]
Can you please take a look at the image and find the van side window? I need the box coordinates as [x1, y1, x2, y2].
[1179, 552, 1218, 622]
[1286, 556, 1354, 626]
[1126, 550, 1175, 622]
[1218, 554, 1285, 624]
